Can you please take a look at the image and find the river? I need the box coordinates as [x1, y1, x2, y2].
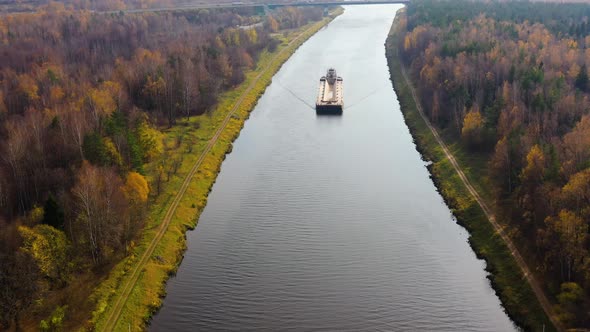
[150, 5, 517, 331]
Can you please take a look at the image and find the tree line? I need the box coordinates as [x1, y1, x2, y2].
[0, 0, 324, 14]
[0, 4, 323, 329]
[398, 0, 590, 327]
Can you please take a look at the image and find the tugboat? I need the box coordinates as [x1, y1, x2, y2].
[316, 68, 343, 114]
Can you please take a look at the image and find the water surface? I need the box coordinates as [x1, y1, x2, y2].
[151, 5, 517, 331]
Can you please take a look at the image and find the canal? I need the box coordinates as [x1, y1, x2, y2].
[150, 5, 517, 331]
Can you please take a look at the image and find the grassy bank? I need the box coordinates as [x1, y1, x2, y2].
[385, 10, 554, 332]
[89, 9, 343, 331]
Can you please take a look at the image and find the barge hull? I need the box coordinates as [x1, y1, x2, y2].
[315, 105, 343, 114]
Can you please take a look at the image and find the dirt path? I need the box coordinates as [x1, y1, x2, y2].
[99, 22, 326, 331]
[399, 65, 564, 332]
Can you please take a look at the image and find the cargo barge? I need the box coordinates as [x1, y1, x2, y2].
[316, 68, 343, 114]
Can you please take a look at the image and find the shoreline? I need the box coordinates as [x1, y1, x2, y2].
[89, 9, 344, 331]
[385, 9, 556, 332]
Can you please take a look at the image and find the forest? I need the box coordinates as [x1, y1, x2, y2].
[0, 0, 301, 14]
[398, 0, 590, 327]
[0, 4, 323, 330]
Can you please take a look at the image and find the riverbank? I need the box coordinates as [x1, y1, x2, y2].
[385, 9, 556, 332]
[89, 9, 343, 331]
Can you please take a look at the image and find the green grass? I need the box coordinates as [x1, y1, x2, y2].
[385, 11, 554, 332]
[87, 10, 343, 332]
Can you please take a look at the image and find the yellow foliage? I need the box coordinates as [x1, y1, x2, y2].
[50, 86, 65, 103]
[461, 108, 484, 145]
[28, 205, 45, 225]
[19, 224, 70, 282]
[215, 36, 226, 50]
[42, 63, 65, 82]
[406, 25, 427, 50]
[246, 28, 258, 44]
[227, 29, 240, 46]
[567, 39, 578, 49]
[18, 74, 39, 101]
[568, 63, 580, 81]
[102, 81, 121, 98]
[143, 75, 166, 99]
[562, 115, 590, 176]
[134, 48, 163, 65]
[103, 137, 123, 167]
[123, 172, 149, 204]
[89, 82, 119, 117]
[403, 34, 411, 51]
[547, 210, 587, 259]
[562, 169, 590, 204]
[521, 144, 545, 184]
[137, 118, 163, 161]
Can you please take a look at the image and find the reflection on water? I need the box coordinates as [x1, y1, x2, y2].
[150, 5, 517, 332]
[315, 112, 343, 117]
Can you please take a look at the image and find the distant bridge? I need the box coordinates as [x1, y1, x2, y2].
[268, 0, 409, 7]
[113, 0, 408, 14]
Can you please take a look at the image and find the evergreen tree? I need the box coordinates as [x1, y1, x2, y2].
[575, 64, 588, 92]
[42, 195, 65, 230]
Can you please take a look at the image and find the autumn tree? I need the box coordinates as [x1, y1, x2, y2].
[71, 162, 128, 264]
[561, 169, 590, 217]
[0, 250, 38, 330]
[0, 222, 38, 330]
[121, 171, 149, 249]
[555, 282, 585, 326]
[2, 117, 31, 214]
[489, 136, 522, 197]
[39, 305, 67, 332]
[518, 145, 548, 229]
[562, 115, 590, 177]
[461, 108, 484, 148]
[87, 81, 120, 131]
[545, 210, 588, 282]
[266, 16, 279, 33]
[82, 133, 123, 167]
[19, 224, 71, 286]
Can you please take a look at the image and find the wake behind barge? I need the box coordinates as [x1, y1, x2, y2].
[316, 68, 343, 114]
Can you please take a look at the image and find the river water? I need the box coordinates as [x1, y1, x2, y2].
[150, 5, 517, 331]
